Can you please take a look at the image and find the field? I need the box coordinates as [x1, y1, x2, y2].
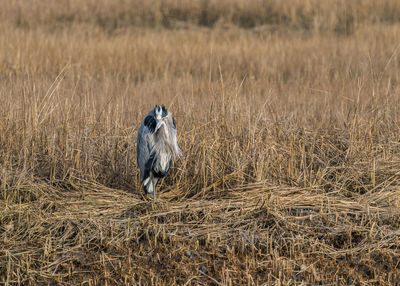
[1, 0, 400, 285]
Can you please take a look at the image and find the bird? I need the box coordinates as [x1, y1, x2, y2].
[136, 105, 182, 201]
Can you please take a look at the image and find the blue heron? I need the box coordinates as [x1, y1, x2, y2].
[136, 105, 182, 201]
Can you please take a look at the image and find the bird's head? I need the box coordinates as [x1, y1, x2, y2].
[154, 105, 169, 133]
[154, 105, 168, 120]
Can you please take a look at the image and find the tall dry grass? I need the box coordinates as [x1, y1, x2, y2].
[1, 0, 400, 285]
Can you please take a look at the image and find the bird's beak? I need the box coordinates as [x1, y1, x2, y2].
[155, 119, 164, 132]
[155, 119, 169, 137]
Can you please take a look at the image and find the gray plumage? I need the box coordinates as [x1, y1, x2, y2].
[136, 105, 182, 200]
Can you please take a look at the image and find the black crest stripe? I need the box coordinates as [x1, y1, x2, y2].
[161, 105, 168, 117]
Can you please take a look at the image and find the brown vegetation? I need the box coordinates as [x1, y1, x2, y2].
[1, 0, 400, 284]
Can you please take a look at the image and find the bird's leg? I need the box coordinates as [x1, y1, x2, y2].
[153, 178, 159, 201]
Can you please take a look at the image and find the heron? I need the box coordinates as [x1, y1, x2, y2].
[136, 105, 182, 201]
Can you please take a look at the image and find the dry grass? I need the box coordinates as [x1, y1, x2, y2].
[1, 0, 400, 285]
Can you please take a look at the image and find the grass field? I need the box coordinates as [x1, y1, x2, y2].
[1, 0, 400, 285]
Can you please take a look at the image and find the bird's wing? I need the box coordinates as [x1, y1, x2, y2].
[136, 121, 154, 180]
